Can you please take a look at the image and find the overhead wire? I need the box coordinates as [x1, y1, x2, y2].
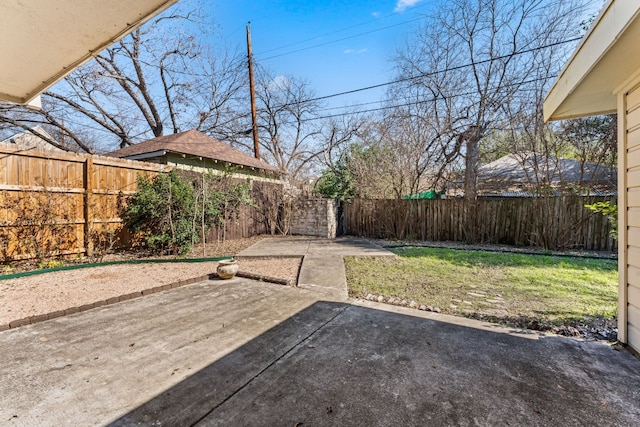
[289, 36, 581, 106]
[257, 17, 424, 61]
[253, 0, 438, 57]
[302, 74, 558, 122]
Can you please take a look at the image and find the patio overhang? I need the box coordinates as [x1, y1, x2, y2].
[544, 0, 640, 121]
[0, 0, 179, 105]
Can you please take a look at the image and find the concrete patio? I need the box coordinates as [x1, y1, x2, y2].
[0, 238, 638, 426]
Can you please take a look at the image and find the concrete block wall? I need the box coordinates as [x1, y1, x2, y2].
[289, 198, 338, 238]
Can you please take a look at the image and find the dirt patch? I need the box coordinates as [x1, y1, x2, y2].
[0, 236, 302, 327]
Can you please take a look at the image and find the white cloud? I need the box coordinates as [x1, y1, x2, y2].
[394, 0, 423, 13]
[344, 48, 368, 55]
[372, 11, 381, 18]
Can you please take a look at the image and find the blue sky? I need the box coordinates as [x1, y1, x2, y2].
[208, 0, 439, 110]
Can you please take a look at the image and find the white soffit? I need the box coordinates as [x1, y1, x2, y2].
[544, 0, 640, 121]
[0, 0, 179, 104]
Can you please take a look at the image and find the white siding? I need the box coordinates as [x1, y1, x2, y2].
[623, 84, 640, 352]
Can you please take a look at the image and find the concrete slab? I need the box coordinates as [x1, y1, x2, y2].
[297, 254, 348, 300]
[236, 236, 395, 257]
[0, 278, 330, 426]
[236, 236, 394, 300]
[1, 237, 638, 426]
[1, 280, 638, 426]
[192, 302, 640, 426]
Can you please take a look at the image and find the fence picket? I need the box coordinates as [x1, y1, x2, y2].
[344, 197, 616, 251]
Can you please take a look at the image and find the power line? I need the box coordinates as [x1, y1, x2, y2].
[257, 17, 424, 61]
[253, 0, 438, 57]
[303, 75, 558, 122]
[297, 37, 581, 106]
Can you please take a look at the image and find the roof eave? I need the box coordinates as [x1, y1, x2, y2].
[125, 148, 281, 174]
[544, 0, 640, 121]
[0, 0, 179, 104]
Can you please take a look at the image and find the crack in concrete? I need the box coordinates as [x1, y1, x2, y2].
[190, 303, 349, 426]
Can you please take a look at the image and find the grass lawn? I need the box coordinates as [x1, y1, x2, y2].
[345, 247, 618, 331]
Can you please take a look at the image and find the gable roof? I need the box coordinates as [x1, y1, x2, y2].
[105, 130, 280, 173]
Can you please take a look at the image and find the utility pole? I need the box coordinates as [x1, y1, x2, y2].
[246, 22, 260, 160]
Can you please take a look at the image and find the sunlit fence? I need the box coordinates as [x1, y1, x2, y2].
[0, 147, 167, 261]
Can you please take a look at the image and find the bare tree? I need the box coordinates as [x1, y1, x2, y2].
[0, 3, 246, 153]
[391, 0, 586, 199]
[244, 68, 325, 183]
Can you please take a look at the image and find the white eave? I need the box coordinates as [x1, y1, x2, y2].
[544, 0, 640, 121]
[0, 0, 178, 104]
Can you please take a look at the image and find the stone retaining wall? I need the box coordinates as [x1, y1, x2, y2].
[290, 198, 339, 238]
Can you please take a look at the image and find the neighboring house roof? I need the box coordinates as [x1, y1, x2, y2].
[1, 126, 67, 154]
[544, 0, 640, 121]
[106, 130, 280, 174]
[477, 152, 617, 196]
[0, 0, 178, 104]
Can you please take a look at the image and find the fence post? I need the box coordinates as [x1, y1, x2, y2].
[83, 157, 94, 257]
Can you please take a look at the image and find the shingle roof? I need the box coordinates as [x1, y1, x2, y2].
[478, 152, 617, 186]
[105, 130, 279, 173]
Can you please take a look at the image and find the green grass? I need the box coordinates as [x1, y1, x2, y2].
[345, 247, 618, 329]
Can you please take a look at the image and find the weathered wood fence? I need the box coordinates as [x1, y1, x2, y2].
[344, 197, 617, 251]
[0, 147, 168, 261]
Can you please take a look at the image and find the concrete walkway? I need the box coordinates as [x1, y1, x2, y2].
[0, 237, 639, 426]
[237, 237, 395, 300]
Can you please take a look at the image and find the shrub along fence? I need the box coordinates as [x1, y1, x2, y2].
[344, 196, 617, 251]
[0, 148, 285, 262]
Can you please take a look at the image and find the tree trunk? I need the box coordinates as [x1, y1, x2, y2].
[464, 127, 481, 200]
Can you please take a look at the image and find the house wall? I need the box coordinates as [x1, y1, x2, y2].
[619, 79, 640, 353]
[164, 154, 281, 184]
[1, 128, 67, 154]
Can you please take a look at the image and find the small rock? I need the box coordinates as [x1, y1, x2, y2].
[400, 300, 408, 306]
[409, 301, 418, 308]
[365, 294, 375, 301]
[377, 295, 385, 303]
[568, 326, 581, 337]
[432, 307, 441, 313]
[427, 306, 434, 312]
[418, 304, 427, 311]
[387, 297, 395, 304]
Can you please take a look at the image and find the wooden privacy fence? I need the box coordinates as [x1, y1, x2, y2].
[0, 147, 167, 261]
[344, 196, 617, 251]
